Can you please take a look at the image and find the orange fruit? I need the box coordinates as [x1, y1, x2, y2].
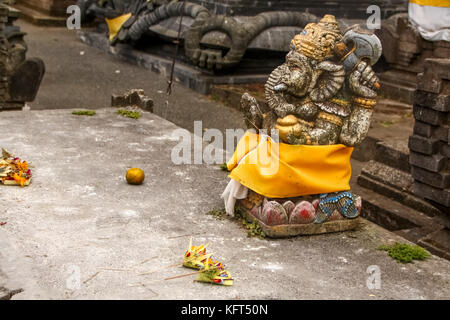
[126, 168, 145, 185]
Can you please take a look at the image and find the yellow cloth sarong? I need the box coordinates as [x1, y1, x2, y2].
[227, 131, 353, 198]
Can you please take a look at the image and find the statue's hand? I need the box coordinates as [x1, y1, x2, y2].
[349, 61, 378, 98]
[192, 48, 224, 70]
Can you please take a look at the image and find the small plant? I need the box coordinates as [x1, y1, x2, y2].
[234, 205, 266, 239]
[378, 242, 430, 263]
[72, 110, 96, 116]
[206, 208, 227, 220]
[117, 109, 141, 119]
[219, 163, 229, 171]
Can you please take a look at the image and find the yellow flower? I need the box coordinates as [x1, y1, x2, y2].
[13, 171, 27, 187]
[17, 161, 28, 172]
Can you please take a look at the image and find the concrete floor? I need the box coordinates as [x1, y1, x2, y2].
[0, 109, 449, 300]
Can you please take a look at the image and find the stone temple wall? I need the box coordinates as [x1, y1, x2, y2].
[409, 58, 450, 210]
[191, 0, 407, 19]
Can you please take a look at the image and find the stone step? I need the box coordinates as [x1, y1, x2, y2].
[357, 160, 442, 217]
[374, 140, 411, 172]
[379, 70, 417, 87]
[354, 184, 444, 248]
[379, 79, 416, 104]
[418, 228, 450, 260]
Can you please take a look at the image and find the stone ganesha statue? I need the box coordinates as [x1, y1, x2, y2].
[222, 15, 382, 236]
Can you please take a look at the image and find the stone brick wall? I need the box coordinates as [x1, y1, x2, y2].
[18, 0, 74, 16]
[191, 0, 407, 19]
[408, 58, 450, 209]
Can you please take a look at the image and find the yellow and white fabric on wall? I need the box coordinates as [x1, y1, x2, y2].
[408, 0, 450, 41]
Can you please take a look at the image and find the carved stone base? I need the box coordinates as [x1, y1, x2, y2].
[237, 190, 362, 237]
[244, 211, 361, 238]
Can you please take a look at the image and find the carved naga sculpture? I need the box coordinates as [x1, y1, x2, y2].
[77, 0, 319, 70]
[223, 15, 382, 236]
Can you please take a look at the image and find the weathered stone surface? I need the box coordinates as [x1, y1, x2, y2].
[413, 181, 450, 208]
[419, 228, 450, 261]
[414, 90, 450, 112]
[409, 58, 450, 210]
[360, 160, 413, 192]
[357, 162, 442, 217]
[441, 143, 450, 158]
[3, 109, 449, 299]
[9, 58, 45, 102]
[408, 134, 439, 155]
[375, 141, 410, 173]
[423, 58, 450, 82]
[413, 121, 449, 142]
[413, 120, 434, 138]
[111, 89, 154, 112]
[411, 166, 450, 189]
[413, 104, 448, 126]
[409, 152, 446, 173]
[417, 73, 443, 94]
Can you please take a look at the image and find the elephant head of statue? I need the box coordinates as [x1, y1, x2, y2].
[272, 15, 346, 102]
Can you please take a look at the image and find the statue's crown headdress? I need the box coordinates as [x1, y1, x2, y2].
[290, 14, 343, 61]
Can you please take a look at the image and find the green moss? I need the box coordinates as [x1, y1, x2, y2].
[378, 242, 430, 263]
[219, 163, 229, 171]
[234, 205, 266, 239]
[117, 109, 141, 119]
[206, 208, 227, 220]
[72, 110, 96, 116]
[206, 206, 266, 239]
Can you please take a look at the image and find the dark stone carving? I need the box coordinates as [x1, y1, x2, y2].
[0, 2, 45, 110]
[77, 1, 409, 73]
[76, 0, 321, 70]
